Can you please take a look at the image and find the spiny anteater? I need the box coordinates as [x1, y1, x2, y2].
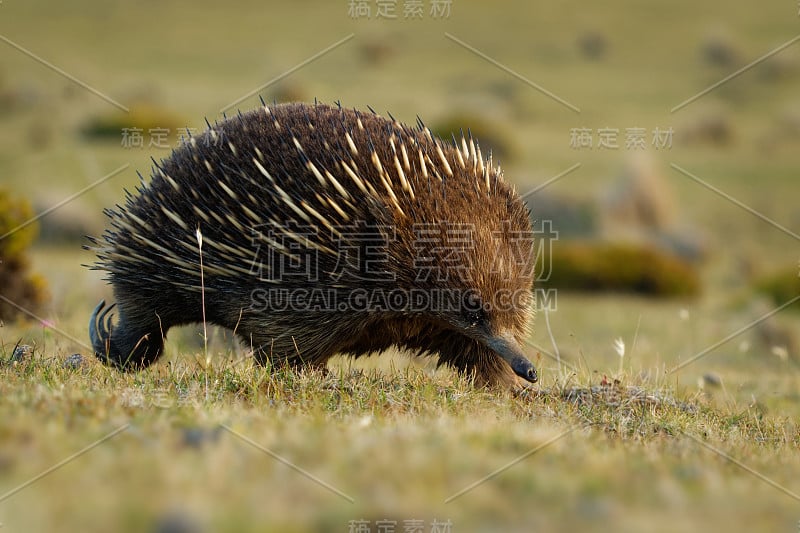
[87, 102, 538, 388]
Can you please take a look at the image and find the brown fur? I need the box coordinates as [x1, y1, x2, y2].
[88, 102, 536, 388]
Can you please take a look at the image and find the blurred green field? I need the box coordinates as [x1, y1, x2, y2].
[1, 1, 799, 531]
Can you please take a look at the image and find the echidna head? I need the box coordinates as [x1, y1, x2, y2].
[449, 294, 538, 384]
[404, 216, 538, 385]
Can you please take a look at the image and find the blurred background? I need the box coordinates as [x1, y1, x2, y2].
[3, 0, 797, 383]
[0, 0, 799, 531]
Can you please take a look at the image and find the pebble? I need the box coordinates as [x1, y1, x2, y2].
[10, 344, 33, 363]
[62, 353, 86, 370]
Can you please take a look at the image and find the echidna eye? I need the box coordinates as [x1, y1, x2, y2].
[464, 309, 486, 327]
[461, 289, 486, 327]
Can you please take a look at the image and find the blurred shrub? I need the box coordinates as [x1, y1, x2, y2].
[532, 193, 598, 239]
[81, 103, 187, 141]
[677, 112, 734, 147]
[577, 30, 607, 61]
[756, 267, 800, 311]
[0, 189, 48, 321]
[538, 241, 700, 297]
[602, 154, 676, 232]
[35, 194, 100, 244]
[431, 112, 515, 162]
[701, 34, 741, 68]
[758, 54, 799, 82]
[358, 35, 397, 66]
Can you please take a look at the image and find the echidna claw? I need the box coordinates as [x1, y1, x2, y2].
[89, 300, 116, 359]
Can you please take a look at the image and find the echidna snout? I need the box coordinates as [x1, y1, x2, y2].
[486, 333, 538, 383]
[87, 102, 538, 388]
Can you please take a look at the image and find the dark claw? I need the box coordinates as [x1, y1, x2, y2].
[90, 300, 116, 359]
[89, 300, 162, 370]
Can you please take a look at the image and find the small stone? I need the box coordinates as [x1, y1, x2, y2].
[10, 344, 33, 363]
[701, 373, 722, 388]
[152, 510, 203, 533]
[62, 353, 86, 370]
[180, 426, 222, 449]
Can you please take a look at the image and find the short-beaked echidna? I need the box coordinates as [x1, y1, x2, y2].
[88, 102, 538, 388]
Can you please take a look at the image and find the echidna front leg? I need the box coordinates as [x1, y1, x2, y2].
[89, 300, 165, 369]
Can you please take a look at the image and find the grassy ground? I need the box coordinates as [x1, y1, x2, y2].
[1, 0, 800, 531]
[1, 333, 799, 532]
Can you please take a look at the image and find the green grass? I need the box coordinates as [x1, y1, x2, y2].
[1, 0, 799, 531]
[1, 350, 798, 533]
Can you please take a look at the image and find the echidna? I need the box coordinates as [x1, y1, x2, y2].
[88, 102, 538, 388]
